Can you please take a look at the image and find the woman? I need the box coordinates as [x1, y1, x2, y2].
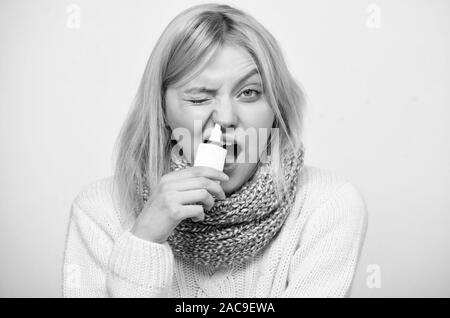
[63, 3, 368, 297]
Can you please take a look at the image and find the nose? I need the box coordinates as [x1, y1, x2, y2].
[211, 97, 238, 129]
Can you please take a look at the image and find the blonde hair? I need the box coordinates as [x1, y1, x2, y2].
[112, 3, 307, 225]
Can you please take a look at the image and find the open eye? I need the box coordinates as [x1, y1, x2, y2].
[240, 89, 261, 100]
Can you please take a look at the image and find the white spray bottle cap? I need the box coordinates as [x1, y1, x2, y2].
[209, 123, 222, 143]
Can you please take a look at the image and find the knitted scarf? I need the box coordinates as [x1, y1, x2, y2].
[139, 144, 305, 269]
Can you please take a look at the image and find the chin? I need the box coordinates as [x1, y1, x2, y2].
[220, 163, 256, 196]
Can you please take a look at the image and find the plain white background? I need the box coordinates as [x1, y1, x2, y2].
[0, 0, 449, 297]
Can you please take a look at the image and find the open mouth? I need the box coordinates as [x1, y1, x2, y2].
[225, 142, 239, 158]
[224, 142, 241, 164]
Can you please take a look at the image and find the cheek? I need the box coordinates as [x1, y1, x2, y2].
[166, 105, 191, 129]
[240, 101, 274, 128]
[258, 104, 275, 127]
[165, 89, 198, 127]
[239, 104, 274, 158]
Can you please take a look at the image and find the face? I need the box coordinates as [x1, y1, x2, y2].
[165, 44, 275, 195]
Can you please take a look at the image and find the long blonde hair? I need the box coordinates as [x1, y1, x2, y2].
[112, 3, 307, 225]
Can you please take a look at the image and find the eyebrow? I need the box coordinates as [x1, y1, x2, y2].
[182, 68, 261, 95]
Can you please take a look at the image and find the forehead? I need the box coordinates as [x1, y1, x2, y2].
[190, 45, 260, 85]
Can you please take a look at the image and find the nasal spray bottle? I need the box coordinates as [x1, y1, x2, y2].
[192, 124, 227, 219]
[194, 123, 227, 175]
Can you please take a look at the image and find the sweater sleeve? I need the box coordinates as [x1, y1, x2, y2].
[281, 182, 368, 297]
[62, 200, 174, 297]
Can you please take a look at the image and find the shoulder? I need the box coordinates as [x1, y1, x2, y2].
[70, 176, 124, 235]
[295, 165, 368, 233]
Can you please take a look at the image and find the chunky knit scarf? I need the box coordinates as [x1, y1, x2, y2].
[139, 144, 305, 269]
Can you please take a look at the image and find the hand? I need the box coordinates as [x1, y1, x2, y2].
[130, 166, 229, 243]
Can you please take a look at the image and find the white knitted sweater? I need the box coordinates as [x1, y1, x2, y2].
[62, 165, 368, 298]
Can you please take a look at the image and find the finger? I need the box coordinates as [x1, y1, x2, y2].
[180, 205, 205, 222]
[171, 177, 226, 200]
[164, 166, 229, 183]
[178, 189, 215, 211]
